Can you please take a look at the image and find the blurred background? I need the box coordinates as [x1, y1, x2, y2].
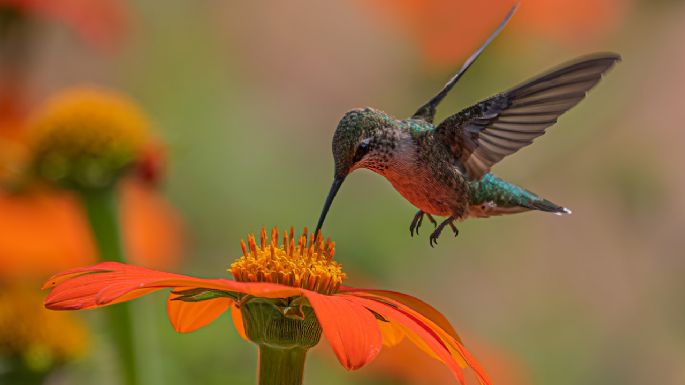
[1, 0, 684, 384]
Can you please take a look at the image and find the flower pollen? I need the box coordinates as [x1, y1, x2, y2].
[230, 227, 345, 295]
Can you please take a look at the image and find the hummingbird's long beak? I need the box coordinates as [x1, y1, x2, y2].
[315, 176, 345, 235]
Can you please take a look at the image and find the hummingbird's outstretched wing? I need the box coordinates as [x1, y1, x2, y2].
[434, 53, 620, 180]
[412, 2, 519, 123]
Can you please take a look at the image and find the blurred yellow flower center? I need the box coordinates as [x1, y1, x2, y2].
[230, 227, 346, 295]
[0, 284, 89, 370]
[29, 87, 150, 189]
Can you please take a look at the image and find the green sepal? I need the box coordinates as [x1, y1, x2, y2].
[170, 288, 238, 302]
[280, 296, 308, 320]
[240, 298, 322, 349]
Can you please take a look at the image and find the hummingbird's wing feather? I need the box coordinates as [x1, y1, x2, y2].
[411, 2, 519, 123]
[435, 53, 620, 180]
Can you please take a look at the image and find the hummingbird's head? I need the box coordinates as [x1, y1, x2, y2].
[332, 107, 395, 178]
[316, 107, 394, 233]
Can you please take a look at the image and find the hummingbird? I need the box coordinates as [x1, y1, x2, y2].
[314, 4, 620, 246]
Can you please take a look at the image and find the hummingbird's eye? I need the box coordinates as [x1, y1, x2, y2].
[353, 139, 372, 163]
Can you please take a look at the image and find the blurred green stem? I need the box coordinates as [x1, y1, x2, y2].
[80, 187, 139, 385]
[257, 345, 307, 385]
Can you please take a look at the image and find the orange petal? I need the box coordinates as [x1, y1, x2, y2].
[230, 305, 248, 341]
[377, 319, 404, 347]
[341, 287, 461, 342]
[43, 262, 302, 310]
[349, 295, 487, 385]
[42, 261, 121, 289]
[121, 180, 184, 269]
[347, 290, 490, 385]
[392, 318, 444, 362]
[0, 190, 97, 278]
[304, 292, 382, 370]
[0, 180, 184, 277]
[166, 293, 232, 333]
[0, 182, 184, 278]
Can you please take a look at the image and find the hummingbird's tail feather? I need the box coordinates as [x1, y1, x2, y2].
[466, 173, 571, 218]
[529, 198, 572, 215]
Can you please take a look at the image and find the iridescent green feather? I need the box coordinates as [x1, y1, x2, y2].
[402, 119, 434, 135]
[468, 173, 569, 213]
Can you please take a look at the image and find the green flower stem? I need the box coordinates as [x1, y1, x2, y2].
[80, 187, 139, 385]
[80, 188, 125, 261]
[240, 299, 322, 385]
[257, 345, 308, 385]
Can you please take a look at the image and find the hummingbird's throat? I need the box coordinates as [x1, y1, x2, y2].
[230, 227, 345, 295]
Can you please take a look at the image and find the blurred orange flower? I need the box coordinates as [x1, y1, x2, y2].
[0, 0, 130, 49]
[359, 0, 629, 67]
[0, 88, 183, 278]
[512, 0, 629, 44]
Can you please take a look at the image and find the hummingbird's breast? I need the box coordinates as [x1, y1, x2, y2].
[375, 130, 469, 217]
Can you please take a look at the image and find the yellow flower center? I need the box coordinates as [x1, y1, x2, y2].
[230, 227, 346, 295]
[29, 86, 150, 189]
[0, 284, 89, 369]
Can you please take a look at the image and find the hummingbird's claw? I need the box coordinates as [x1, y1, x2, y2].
[410, 211, 423, 237]
[429, 216, 457, 247]
[410, 211, 438, 237]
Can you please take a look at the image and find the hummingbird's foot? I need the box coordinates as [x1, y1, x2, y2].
[410, 211, 438, 237]
[426, 213, 438, 227]
[429, 216, 457, 247]
[448, 221, 459, 237]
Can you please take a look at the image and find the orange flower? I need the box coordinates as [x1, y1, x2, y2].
[0, 86, 183, 277]
[359, 0, 629, 67]
[512, 0, 629, 44]
[0, 0, 130, 49]
[44, 228, 490, 385]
